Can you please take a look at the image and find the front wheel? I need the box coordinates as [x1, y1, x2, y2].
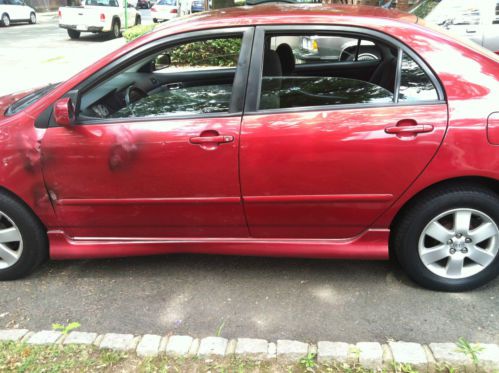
[110, 19, 120, 39]
[29, 12, 36, 24]
[135, 15, 141, 25]
[394, 186, 499, 291]
[1, 13, 10, 27]
[67, 29, 80, 39]
[0, 192, 48, 281]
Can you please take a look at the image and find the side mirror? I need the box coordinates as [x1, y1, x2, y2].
[155, 53, 171, 70]
[54, 97, 75, 128]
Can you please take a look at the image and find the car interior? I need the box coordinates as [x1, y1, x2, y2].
[77, 31, 431, 121]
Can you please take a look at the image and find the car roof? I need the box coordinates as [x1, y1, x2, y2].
[148, 3, 418, 38]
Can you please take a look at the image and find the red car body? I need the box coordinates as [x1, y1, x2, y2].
[1, 4, 498, 262]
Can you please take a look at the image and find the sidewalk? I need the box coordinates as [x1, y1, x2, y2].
[1, 328, 499, 372]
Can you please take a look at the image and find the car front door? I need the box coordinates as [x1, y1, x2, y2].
[41, 28, 253, 239]
[239, 26, 448, 239]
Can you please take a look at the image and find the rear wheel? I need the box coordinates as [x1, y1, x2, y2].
[0, 192, 47, 281]
[135, 14, 141, 25]
[110, 19, 121, 39]
[394, 186, 499, 291]
[29, 12, 36, 24]
[152, 18, 158, 23]
[1, 13, 10, 27]
[67, 29, 81, 39]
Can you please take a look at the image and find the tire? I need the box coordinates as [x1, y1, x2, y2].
[393, 185, 499, 291]
[0, 191, 48, 281]
[152, 18, 158, 23]
[29, 12, 36, 24]
[110, 19, 120, 39]
[67, 29, 80, 39]
[340, 46, 381, 62]
[1, 13, 10, 27]
[135, 15, 141, 25]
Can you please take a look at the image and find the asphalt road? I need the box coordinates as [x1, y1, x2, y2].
[0, 255, 498, 343]
[0, 10, 151, 95]
[0, 12, 498, 345]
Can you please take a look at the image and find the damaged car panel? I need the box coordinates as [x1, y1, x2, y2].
[0, 4, 498, 291]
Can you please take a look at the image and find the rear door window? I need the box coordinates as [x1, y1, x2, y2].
[398, 52, 439, 102]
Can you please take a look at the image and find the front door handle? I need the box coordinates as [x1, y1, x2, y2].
[190, 135, 234, 144]
[385, 124, 434, 134]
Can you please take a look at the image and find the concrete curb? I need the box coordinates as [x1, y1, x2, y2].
[1, 329, 498, 371]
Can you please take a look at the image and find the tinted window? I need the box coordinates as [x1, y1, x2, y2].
[85, 0, 118, 6]
[270, 35, 380, 65]
[80, 36, 243, 120]
[157, 0, 176, 5]
[398, 53, 438, 102]
[260, 77, 393, 110]
[259, 32, 395, 111]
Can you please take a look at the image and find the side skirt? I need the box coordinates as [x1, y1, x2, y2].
[48, 229, 390, 260]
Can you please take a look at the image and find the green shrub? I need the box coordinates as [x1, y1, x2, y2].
[123, 24, 157, 42]
[169, 38, 242, 67]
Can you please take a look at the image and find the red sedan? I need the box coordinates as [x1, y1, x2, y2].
[0, 4, 498, 291]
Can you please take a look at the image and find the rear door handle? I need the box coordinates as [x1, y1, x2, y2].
[385, 124, 434, 134]
[190, 135, 234, 144]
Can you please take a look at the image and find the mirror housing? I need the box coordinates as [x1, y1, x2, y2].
[155, 53, 171, 70]
[54, 97, 75, 128]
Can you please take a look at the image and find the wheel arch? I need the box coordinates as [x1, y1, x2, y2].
[0, 185, 48, 232]
[389, 176, 499, 255]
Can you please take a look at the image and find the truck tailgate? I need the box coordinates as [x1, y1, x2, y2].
[59, 6, 102, 28]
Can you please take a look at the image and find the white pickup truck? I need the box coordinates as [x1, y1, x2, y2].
[58, 0, 140, 40]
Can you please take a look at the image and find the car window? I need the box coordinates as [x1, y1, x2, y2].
[79, 36, 243, 120]
[259, 33, 395, 111]
[10, 0, 23, 5]
[157, 0, 176, 5]
[426, 1, 480, 26]
[398, 52, 438, 102]
[270, 35, 381, 65]
[85, 0, 119, 6]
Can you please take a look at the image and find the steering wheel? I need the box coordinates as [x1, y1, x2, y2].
[125, 84, 147, 107]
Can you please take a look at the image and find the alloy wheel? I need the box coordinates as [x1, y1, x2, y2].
[418, 208, 499, 279]
[0, 211, 23, 270]
[2, 14, 10, 27]
[30, 13, 36, 24]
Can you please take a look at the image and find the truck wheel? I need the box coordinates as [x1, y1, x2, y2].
[67, 29, 80, 39]
[110, 19, 121, 39]
[135, 15, 141, 25]
[1, 13, 10, 27]
[29, 12, 36, 24]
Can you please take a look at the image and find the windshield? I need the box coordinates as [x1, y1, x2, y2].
[157, 0, 176, 5]
[5, 83, 59, 116]
[424, 0, 481, 26]
[85, 0, 119, 6]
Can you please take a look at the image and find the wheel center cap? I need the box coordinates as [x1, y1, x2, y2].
[450, 236, 468, 254]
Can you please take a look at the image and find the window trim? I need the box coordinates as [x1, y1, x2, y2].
[55, 26, 254, 127]
[245, 25, 446, 115]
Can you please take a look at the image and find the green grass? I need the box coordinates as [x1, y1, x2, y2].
[0, 341, 471, 373]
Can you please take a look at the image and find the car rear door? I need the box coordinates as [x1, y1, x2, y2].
[239, 26, 448, 239]
[41, 27, 253, 239]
